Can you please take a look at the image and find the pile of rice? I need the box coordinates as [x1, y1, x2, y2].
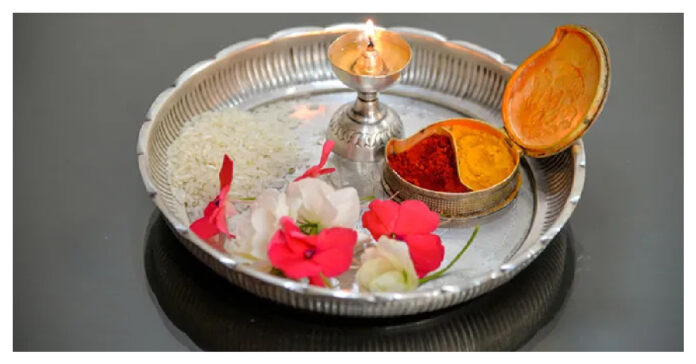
[167, 108, 302, 215]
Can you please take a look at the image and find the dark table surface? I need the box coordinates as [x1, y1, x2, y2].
[13, 13, 684, 351]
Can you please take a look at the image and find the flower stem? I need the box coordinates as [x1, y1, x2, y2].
[319, 272, 333, 288]
[360, 195, 376, 203]
[388, 190, 400, 201]
[270, 267, 286, 277]
[418, 225, 479, 285]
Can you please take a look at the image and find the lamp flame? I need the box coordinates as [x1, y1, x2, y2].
[365, 19, 376, 47]
[365, 19, 375, 38]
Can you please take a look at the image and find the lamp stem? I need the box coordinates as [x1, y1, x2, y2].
[348, 92, 386, 124]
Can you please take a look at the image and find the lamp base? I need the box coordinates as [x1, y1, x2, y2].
[326, 96, 403, 162]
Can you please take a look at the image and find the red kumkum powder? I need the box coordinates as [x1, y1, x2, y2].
[387, 134, 470, 193]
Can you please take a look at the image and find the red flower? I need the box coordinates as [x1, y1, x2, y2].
[361, 199, 443, 278]
[268, 217, 357, 286]
[294, 140, 336, 181]
[190, 155, 236, 240]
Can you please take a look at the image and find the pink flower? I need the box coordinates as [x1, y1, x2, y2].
[294, 140, 336, 181]
[190, 155, 236, 240]
[267, 217, 357, 286]
[361, 199, 443, 278]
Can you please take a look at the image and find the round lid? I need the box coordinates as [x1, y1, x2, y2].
[502, 25, 610, 158]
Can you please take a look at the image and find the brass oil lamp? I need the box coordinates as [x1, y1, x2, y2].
[327, 20, 412, 162]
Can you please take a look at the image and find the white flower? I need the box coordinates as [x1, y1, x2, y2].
[226, 177, 360, 263]
[356, 237, 419, 293]
[230, 189, 290, 261]
[285, 178, 360, 229]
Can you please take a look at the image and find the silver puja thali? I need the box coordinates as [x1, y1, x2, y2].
[136, 24, 585, 317]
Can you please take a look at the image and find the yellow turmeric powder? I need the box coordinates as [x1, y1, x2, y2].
[448, 123, 517, 191]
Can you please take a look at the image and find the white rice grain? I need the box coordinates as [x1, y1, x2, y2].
[167, 108, 301, 215]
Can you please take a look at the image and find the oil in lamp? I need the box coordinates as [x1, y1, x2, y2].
[326, 20, 412, 162]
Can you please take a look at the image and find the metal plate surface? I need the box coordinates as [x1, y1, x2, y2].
[136, 24, 585, 317]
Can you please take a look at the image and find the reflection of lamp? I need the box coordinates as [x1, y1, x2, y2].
[327, 20, 412, 162]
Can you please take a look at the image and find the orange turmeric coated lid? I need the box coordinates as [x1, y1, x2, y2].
[502, 25, 610, 158]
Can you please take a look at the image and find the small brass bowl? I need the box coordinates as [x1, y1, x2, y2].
[328, 28, 412, 92]
[382, 24, 610, 219]
[383, 119, 523, 219]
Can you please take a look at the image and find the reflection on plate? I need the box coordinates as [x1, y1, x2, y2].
[144, 210, 575, 351]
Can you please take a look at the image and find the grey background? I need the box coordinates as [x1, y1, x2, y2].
[13, 13, 683, 351]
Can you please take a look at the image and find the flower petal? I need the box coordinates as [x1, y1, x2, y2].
[289, 178, 338, 227]
[267, 229, 321, 279]
[219, 155, 233, 189]
[256, 189, 289, 219]
[279, 258, 321, 280]
[293, 166, 318, 182]
[293, 140, 336, 181]
[214, 186, 233, 236]
[190, 216, 220, 240]
[308, 275, 325, 287]
[361, 199, 400, 240]
[356, 237, 419, 293]
[326, 186, 360, 228]
[233, 190, 288, 261]
[367, 271, 413, 293]
[318, 167, 336, 176]
[355, 258, 392, 290]
[278, 216, 313, 255]
[313, 227, 357, 277]
[248, 210, 275, 258]
[202, 199, 217, 217]
[319, 140, 335, 167]
[393, 200, 440, 235]
[403, 233, 445, 278]
[214, 210, 231, 237]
